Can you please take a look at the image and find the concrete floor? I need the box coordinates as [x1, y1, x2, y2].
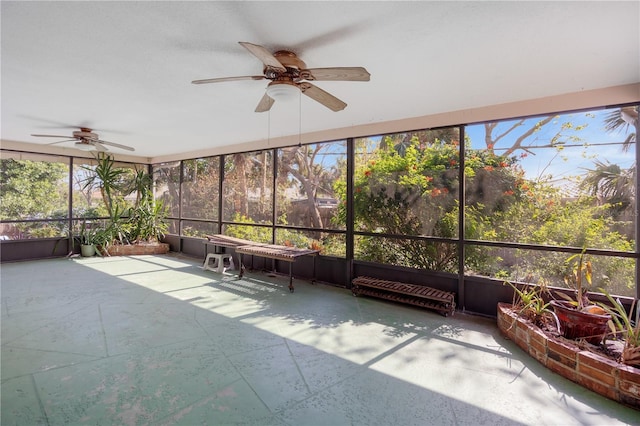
[1, 254, 638, 426]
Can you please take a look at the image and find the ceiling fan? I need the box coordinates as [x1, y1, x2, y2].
[31, 127, 135, 152]
[192, 42, 370, 112]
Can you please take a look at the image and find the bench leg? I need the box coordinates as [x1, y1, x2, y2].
[238, 254, 245, 280]
[288, 262, 294, 292]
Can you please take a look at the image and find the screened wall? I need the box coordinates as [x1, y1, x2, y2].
[2, 103, 638, 302]
[0, 153, 148, 243]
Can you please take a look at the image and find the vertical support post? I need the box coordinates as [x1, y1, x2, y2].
[271, 149, 277, 272]
[634, 104, 640, 301]
[178, 160, 184, 252]
[346, 137, 355, 288]
[68, 156, 74, 255]
[458, 125, 466, 311]
[218, 155, 224, 235]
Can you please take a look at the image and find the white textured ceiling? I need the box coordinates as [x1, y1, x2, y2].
[2, 1, 639, 160]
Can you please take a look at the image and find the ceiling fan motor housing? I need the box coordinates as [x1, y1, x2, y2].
[73, 129, 98, 139]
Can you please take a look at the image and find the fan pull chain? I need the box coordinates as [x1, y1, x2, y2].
[298, 90, 302, 147]
[267, 109, 271, 147]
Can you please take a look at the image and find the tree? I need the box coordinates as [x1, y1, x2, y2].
[0, 158, 68, 220]
[581, 160, 635, 214]
[335, 132, 517, 272]
[278, 144, 340, 230]
[603, 106, 637, 151]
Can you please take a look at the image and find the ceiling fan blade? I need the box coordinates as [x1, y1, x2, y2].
[46, 139, 77, 145]
[303, 67, 371, 81]
[32, 133, 73, 138]
[90, 141, 108, 152]
[192, 75, 266, 85]
[255, 93, 275, 113]
[298, 83, 347, 112]
[97, 139, 135, 152]
[238, 42, 286, 72]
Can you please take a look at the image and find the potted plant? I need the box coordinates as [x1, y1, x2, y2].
[79, 221, 97, 257]
[550, 249, 611, 345]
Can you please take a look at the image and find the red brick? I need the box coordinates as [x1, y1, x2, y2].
[578, 363, 616, 386]
[548, 338, 578, 362]
[618, 364, 640, 384]
[547, 358, 577, 381]
[619, 379, 640, 398]
[577, 350, 619, 374]
[619, 365, 640, 400]
[530, 338, 546, 355]
[516, 318, 530, 333]
[618, 392, 640, 409]
[548, 342, 577, 369]
[528, 327, 547, 346]
[516, 323, 529, 352]
[531, 348, 548, 365]
[577, 374, 617, 400]
[497, 314, 515, 336]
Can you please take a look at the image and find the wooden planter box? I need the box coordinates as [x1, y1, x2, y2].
[105, 242, 170, 256]
[497, 303, 640, 409]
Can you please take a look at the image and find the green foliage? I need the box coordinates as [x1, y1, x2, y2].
[561, 248, 592, 310]
[336, 134, 515, 271]
[597, 288, 639, 349]
[0, 158, 68, 221]
[504, 281, 553, 328]
[81, 153, 129, 218]
[225, 213, 271, 243]
[75, 154, 167, 246]
[126, 193, 169, 243]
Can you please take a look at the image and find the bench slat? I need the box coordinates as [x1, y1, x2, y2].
[352, 276, 455, 316]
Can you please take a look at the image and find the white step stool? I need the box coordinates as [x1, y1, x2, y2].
[203, 253, 234, 273]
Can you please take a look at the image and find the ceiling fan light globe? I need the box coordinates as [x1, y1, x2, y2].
[266, 83, 299, 102]
[75, 142, 95, 151]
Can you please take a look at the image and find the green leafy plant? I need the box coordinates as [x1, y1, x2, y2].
[127, 193, 168, 243]
[557, 248, 593, 310]
[504, 280, 555, 328]
[81, 153, 127, 218]
[79, 221, 98, 245]
[597, 288, 640, 366]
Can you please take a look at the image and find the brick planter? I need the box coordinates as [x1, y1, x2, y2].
[497, 302, 640, 409]
[105, 242, 170, 256]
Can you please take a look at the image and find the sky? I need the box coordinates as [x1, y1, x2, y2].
[465, 109, 636, 185]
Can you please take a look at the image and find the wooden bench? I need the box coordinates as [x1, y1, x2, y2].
[204, 234, 319, 292]
[351, 276, 456, 316]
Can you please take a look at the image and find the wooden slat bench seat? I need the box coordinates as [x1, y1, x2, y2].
[204, 234, 319, 292]
[351, 276, 455, 316]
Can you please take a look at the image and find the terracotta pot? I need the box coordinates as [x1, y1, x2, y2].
[550, 300, 611, 345]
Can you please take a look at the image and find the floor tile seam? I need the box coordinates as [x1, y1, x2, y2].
[152, 377, 259, 425]
[2, 296, 9, 317]
[283, 338, 312, 396]
[0, 302, 115, 347]
[192, 306, 237, 345]
[1, 352, 106, 382]
[31, 372, 51, 426]
[106, 334, 218, 356]
[224, 358, 274, 414]
[1, 343, 106, 360]
[268, 363, 367, 418]
[98, 304, 110, 357]
[0, 300, 99, 323]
